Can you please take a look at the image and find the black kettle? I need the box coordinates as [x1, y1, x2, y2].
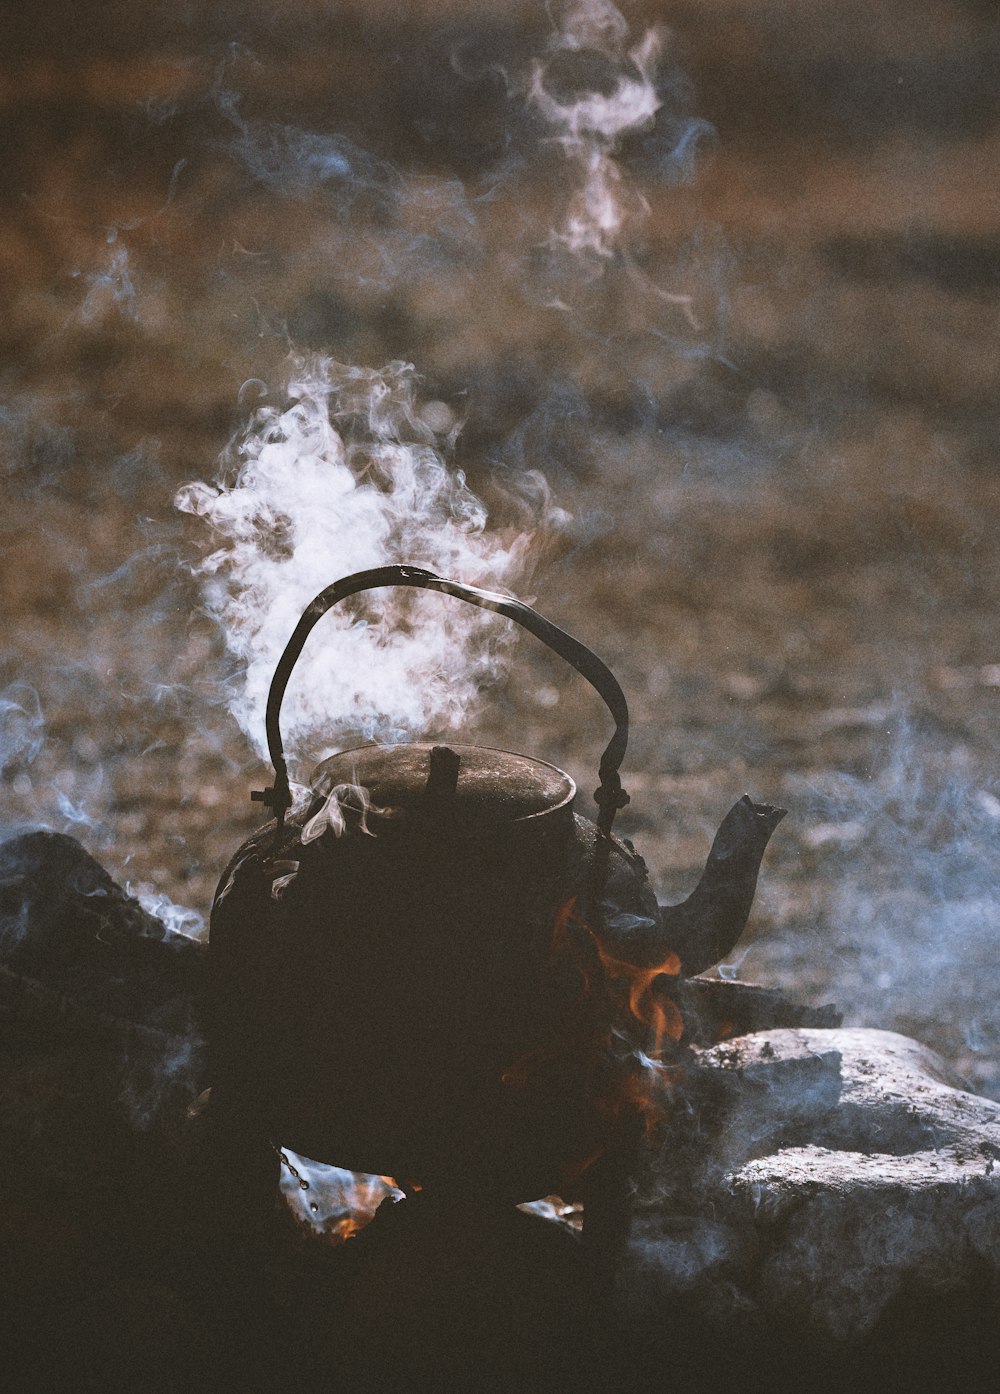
[206, 566, 783, 1203]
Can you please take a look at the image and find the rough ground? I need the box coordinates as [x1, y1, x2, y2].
[1, 0, 998, 1100]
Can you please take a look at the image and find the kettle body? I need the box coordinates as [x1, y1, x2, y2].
[209, 738, 660, 1202]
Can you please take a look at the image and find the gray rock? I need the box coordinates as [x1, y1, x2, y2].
[634, 1027, 1000, 1346]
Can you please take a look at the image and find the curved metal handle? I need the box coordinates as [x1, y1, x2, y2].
[253, 564, 629, 837]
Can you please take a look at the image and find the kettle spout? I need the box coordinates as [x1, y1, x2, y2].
[657, 795, 786, 977]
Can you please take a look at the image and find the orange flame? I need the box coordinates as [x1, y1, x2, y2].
[329, 1172, 400, 1241]
[497, 895, 689, 1179]
[551, 895, 685, 1056]
[594, 942, 683, 1055]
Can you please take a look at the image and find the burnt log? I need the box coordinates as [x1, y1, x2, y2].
[0, 829, 204, 1048]
[673, 975, 842, 1044]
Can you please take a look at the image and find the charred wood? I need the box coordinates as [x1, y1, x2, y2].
[672, 974, 842, 1045]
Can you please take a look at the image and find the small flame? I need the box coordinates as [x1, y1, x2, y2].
[553, 895, 684, 1055]
[595, 942, 683, 1054]
[498, 895, 690, 1154]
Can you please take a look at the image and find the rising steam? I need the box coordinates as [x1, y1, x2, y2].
[177, 360, 565, 766]
[529, 0, 664, 258]
[525, 0, 706, 335]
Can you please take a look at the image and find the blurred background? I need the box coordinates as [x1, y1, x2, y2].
[1, 0, 998, 1091]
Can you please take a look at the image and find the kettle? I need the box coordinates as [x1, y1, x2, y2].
[206, 566, 784, 1203]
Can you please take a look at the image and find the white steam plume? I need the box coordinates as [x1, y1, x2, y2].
[177, 359, 565, 765]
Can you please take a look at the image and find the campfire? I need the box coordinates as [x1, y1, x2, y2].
[6, 647, 996, 1391]
[0, 573, 907, 1392]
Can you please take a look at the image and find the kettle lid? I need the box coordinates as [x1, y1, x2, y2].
[309, 742, 575, 831]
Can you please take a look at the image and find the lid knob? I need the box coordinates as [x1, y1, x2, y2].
[425, 745, 461, 801]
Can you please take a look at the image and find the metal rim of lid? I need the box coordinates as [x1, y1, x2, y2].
[309, 742, 577, 826]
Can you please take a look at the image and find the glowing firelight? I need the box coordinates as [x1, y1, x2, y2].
[554, 895, 684, 1055]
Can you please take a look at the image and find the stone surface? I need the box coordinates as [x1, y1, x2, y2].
[632, 1027, 1000, 1349]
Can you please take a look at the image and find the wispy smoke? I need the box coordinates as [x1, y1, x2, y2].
[751, 704, 1000, 1093]
[214, 71, 482, 298]
[177, 358, 566, 764]
[0, 682, 110, 844]
[217, 78, 397, 204]
[76, 229, 139, 325]
[0, 684, 45, 773]
[521, 0, 712, 338]
[529, 0, 664, 258]
[133, 884, 207, 942]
